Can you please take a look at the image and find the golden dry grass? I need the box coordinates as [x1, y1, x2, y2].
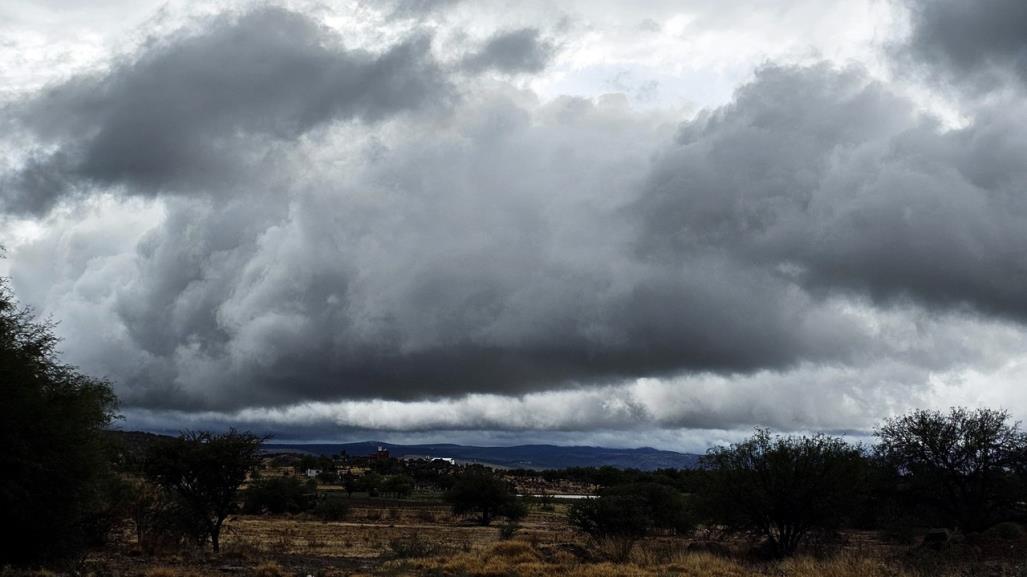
[93, 504, 1020, 577]
[383, 540, 990, 577]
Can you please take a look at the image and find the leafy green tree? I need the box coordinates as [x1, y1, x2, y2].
[143, 430, 264, 552]
[445, 467, 523, 526]
[698, 429, 865, 557]
[876, 407, 1027, 532]
[0, 275, 119, 566]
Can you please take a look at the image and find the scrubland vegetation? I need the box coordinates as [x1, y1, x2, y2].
[5, 274, 1027, 577]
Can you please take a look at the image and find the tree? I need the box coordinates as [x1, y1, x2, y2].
[602, 482, 694, 534]
[358, 471, 383, 497]
[568, 494, 652, 560]
[445, 467, 523, 526]
[143, 430, 264, 552]
[0, 275, 119, 565]
[382, 474, 415, 498]
[698, 429, 865, 557]
[568, 482, 693, 560]
[243, 476, 316, 515]
[876, 407, 1027, 532]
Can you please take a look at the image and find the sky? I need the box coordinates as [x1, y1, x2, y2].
[2, 0, 1027, 451]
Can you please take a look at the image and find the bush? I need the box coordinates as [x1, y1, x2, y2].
[130, 483, 208, 553]
[568, 495, 651, 561]
[876, 407, 1027, 533]
[243, 477, 316, 515]
[313, 496, 351, 522]
[0, 276, 120, 566]
[381, 474, 415, 498]
[983, 522, 1026, 541]
[142, 430, 264, 552]
[602, 482, 694, 534]
[698, 429, 865, 558]
[445, 467, 523, 526]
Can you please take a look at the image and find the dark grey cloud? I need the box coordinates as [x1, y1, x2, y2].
[388, 0, 463, 19]
[2, 6, 449, 214]
[14, 60, 1027, 416]
[20, 105, 861, 411]
[8, 2, 1027, 431]
[461, 28, 555, 74]
[902, 0, 1027, 89]
[8, 76, 871, 412]
[636, 63, 1027, 321]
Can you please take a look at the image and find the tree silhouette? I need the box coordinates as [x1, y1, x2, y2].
[143, 430, 264, 552]
[0, 275, 118, 565]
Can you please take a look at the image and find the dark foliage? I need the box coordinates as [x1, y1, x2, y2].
[602, 482, 694, 534]
[313, 495, 351, 522]
[128, 481, 209, 553]
[697, 429, 866, 557]
[0, 276, 120, 566]
[381, 474, 416, 498]
[567, 482, 693, 560]
[568, 494, 652, 559]
[243, 476, 316, 515]
[445, 467, 524, 525]
[876, 407, 1027, 533]
[142, 429, 264, 552]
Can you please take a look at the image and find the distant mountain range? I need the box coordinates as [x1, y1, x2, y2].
[263, 441, 701, 471]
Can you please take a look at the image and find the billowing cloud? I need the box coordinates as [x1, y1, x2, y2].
[461, 28, 556, 74]
[2, 6, 449, 214]
[902, 0, 1027, 90]
[635, 63, 1027, 321]
[3, 1, 1027, 442]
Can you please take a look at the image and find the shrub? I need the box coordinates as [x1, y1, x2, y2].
[381, 474, 415, 498]
[602, 482, 694, 534]
[983, 521, 1026, 541]
[130, 483, 208, 554]
[243, 477, 316, 515]
[446, 467, 523, 526]
[313, 496, 351, 522]
[698, 429, 865, 558]
[142, 430, 265, 552]
[0, 276, 119, 566]
[568, 495, 651, 561]
[876, 407, 1027, 533]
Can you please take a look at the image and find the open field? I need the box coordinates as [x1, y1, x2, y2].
[47, 499, 1027, 577]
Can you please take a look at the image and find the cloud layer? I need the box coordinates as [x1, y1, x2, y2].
[3, 0, 1027, 441]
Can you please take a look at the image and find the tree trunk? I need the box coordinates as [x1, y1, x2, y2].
[211, 521, 222, 553]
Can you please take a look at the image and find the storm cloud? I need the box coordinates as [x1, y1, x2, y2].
[3, 6, 449, 214]
[3, 0, 1027, 440]
[461, 28, 556, 74]
[902, 0, 1027, 90]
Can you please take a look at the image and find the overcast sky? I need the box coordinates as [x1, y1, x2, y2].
[3, 0, 1027, 450]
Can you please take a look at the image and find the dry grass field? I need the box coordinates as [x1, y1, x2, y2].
[33, 499, 1024, 577]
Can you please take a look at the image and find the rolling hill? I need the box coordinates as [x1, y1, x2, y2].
[263, 441, 701, 470]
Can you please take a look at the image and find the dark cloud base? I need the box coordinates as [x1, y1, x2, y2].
[4, 2, 1027, 427]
